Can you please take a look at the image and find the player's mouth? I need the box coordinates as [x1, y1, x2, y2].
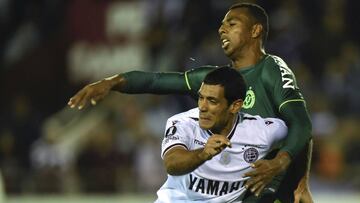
[199, 114, 213, 124]
[199, 116, 212, 129]
[221, 38, 230, 49]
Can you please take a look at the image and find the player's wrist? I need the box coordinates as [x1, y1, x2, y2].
[274, 151, 291, 171]
[104, 74, 125, 90]
[198, 150, 212, 161]
[300, 174, 310, 184]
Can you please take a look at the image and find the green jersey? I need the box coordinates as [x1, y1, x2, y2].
[185, 55, 305, 118]
[122, 54, 311, 157]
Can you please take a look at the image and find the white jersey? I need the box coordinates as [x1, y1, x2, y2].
[155, 108, 287, 203]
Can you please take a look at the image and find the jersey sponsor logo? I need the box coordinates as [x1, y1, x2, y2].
[194, 139, 206, 146]
[242, 87, 255, 109]
[273, 56, 296, 89]
[273, 57, 295, 90]
[279, 66, 295, 89]
[188, 174, 243, 196]
[243, 147, 259, 163]
[163, 135, 179, 144]
[165, 126, 177, 137]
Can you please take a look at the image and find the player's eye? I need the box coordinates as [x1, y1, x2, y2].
[228, 20, 237, 26]
[209, 99, 218, 104]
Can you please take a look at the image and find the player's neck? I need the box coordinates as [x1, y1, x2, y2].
[212, 114, 237, 136]
[231, 47, 265, 70]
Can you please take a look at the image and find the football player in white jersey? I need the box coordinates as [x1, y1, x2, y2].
[155, 67, 288, 203]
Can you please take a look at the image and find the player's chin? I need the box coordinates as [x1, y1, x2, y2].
[222, 48, 232, 57]
[199, 120, 213, 130]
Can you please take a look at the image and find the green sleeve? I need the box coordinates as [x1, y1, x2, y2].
[262, 56, 311, 158]
[262, 56, 304, 106]
[279, 101, 312, 158]
[121, 66, 216, 98]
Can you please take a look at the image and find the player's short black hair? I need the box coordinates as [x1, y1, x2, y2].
[229, 3, 269, 46]
[203, 67, 246, 104]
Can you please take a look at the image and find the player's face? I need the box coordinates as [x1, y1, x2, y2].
[198, 83, 233, 133]
[218, 8, 254, 59]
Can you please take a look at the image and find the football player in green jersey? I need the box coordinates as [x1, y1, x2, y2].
[68, 3, 313, 203]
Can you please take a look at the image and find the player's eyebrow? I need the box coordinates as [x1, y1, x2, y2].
[198, 92, 218, 102]
[222, 17, 236, 24]
[224, 15, 243, 23]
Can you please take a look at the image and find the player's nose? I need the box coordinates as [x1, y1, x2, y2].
[218, 24, 226, 36]
[198, 100, 208, 112]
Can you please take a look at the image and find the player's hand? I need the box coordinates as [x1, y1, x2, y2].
[68, 79, 114, 110]
[294, 176, 313, 203]
[243, 151, 291, 197]
[200, 134, 231, 160]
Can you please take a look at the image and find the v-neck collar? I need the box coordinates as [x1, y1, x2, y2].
[206, 113, 242, 140]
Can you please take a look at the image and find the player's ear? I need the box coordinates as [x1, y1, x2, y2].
[230, 99, 243, 113]
[251, 23, 262, 39]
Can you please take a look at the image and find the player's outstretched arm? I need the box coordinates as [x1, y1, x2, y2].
[68, 67, 214, 110]
[164, 135, 231, 176]
[68, 71, 189, 110]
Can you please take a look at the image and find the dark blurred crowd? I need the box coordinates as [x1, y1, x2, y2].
[0, 0, 359, 196]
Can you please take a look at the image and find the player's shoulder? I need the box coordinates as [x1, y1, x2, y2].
[241, 113, 287, 129]
[191, 64, 233, 71]
[167, 108, 199, 126]
[196, 65, 220, 68]
[260, 54, 298, 87]
[261, 54, 292, 73]
[264, 54, 288, 67]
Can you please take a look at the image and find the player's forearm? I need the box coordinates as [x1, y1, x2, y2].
[279, 102, 312, 158]
[110, 66, 215, 96]
[116, 71, 190, 94]
[304, 139, 313, 178]
[164, 148, 210, 176]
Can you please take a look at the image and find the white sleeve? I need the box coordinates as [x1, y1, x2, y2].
[161, 117, 193, 159]
[265, 118, 288, 145]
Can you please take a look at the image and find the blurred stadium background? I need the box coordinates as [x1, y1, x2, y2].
[0, 0, 359, 202]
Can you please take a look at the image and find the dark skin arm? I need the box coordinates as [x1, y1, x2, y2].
[68, 71, 192, 109]
[67, 67, 213, 109]
[294, 139, 314, 203]
[68, 74, 124, 109]
[243, 151, 291, 197]
[164, 134, 231, 176]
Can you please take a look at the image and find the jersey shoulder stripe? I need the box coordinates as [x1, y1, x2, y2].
[278, 99, 306, 112]
[162, 143, 188, 157]
[243, 116, 257, 120]
[184, 71, 192, 90]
